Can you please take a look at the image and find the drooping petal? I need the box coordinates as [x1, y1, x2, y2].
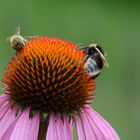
[85, 106, 120, 140]
[56, 115, 73, 140]
[0, 106, 18, 138]
[0, 94, 9, 107]
[75, 106, 120, 140]
[63, 116, 73, 140]
[75, 114, 86, 140]
[1, 111, 22, 140]
[46, 114, 73, 140]
[75, 110, 96, 140]
[0, 102, 11, 119]
[26, 113, 40, 140]
[4, 108, 39, 140]
[46, 114, 58, 140]
[83, 109, 108, 139]
[55, 116, 63, 140]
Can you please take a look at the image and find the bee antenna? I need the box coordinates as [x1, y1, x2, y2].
[6, 26, 21, 43]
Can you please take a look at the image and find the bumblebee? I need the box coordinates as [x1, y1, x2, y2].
[7, 27, 27, 51]
[79, 44, 108, 79]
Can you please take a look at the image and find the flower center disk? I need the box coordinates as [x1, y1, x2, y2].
[3, 37, 95, 115]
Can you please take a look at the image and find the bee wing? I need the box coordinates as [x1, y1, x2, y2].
[6, 27, 21, 43]
[15, 27, 21, 35]
[84, 58, 100, 76]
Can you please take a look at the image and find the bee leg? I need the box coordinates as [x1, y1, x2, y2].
[6, 27, 21, 43]
[26, 36, 38, 39]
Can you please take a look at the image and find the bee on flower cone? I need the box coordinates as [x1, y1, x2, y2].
[0, 28, 120, 140]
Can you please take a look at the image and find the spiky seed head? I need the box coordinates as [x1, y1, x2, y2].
[3, 37, 95, 117]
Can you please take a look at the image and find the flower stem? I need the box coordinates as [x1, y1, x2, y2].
[37, 119, 49, 140]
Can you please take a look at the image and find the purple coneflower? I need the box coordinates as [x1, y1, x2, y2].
[0, 37, 120, 140]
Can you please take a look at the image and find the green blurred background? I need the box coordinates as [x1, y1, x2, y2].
[0, 0, 140, 139]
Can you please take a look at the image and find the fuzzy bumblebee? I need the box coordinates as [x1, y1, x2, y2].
[7, 27, 27, 51]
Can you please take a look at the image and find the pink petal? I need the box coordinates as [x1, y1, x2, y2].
[0, 106, 18, 138]
[6, 108, 39, 140]
[26, 113, 40, 140]
[84, 109, 108, 139]
[0, 94, 9, 107]
[75, 106, 120, 140]
[46, 114, 73, 140]
[85, 106, 120, 140]
[56, 115, 73, 140]
[75, 115, 86, 140]
[75, 111, 96, 140]
[0, 102, 11, 119]
[1, 112, 22, 140]
[63, 116, 73, 140]
[55, 116, 63, 140]
[46, 114, 58, 140]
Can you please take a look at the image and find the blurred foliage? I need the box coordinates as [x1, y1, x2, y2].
[0, 0, 140, 139]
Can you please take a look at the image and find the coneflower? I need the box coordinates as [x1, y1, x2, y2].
[0, 32, 120, 139]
